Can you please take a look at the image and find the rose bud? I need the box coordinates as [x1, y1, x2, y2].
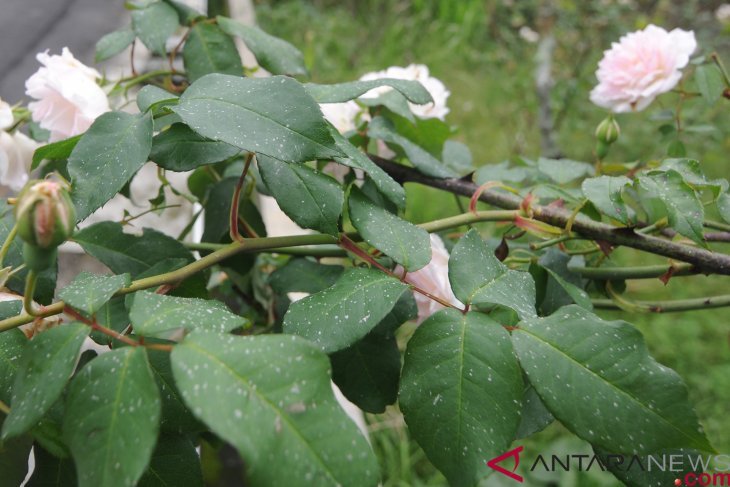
[14, 179, 75, 270]
[595, 115, 620, 145]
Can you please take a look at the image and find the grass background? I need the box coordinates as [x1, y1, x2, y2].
[254, 1, 730, 484]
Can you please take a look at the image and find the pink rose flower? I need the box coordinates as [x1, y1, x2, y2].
[590, 25, 696, 113]
[25, 47, 110, 142]
[0, 131, 37, 192]
[396, 234, 462, 324]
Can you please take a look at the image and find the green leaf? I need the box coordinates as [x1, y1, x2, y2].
[174, 74, 339, 162]
[183, 23, 242, 83]
[442, 140, 473, 175]
[348, 186, 431, 271]
[654, 158, 728, 198]
[2, 323, 89, 439]
[63, 347, 161, 487]
[400, 309, 523, 487]
[146, 349, 202, 434]
[531, 249, 592, 315]
[216, 16, 307, 76]
[449, 229, 536, 319]
[283, 267, 409, 353]
[367, 117, 456, 178]
[171, 332, 379, 486]
[150, 123, 240, 171]
[268, 258, 343, 294]
[68, 111, 153, 220]
[73, 222, 195, 278]
[202, 177, 267, 244]
[95, 28, 135, 62]
[127, 291, 247, 337]
[360, 89, 416, 122]
[330, 292, 415, 413]
[164, 0, 204, 25]
[31, 135, 82, 170]
[59, 272, 131, 316]
[474, 160, 532, 185]
[138, 434, 203, 487]
[257, 155, 344, 236]
[516, 384, 554, 439]
[131, 1, 179, 55]
[637, 170, 705, 245]
[0, 300, 22, 320]
[695, 64, 725, 105]
[305, 79, 432, 104]
[330, 332, 399, 415]
[595, 447, 701, 487]
[582, 175, 633, 225]
[328, 126, 406, 209]
[537, 157, 595, 184]
[512, 305, 714, 453]
[0, 425, 32, 487]
[0, 329, 27, 404]
[718, 192, 730, 224]
[136, 86, 179, 113]
[27, 445, 77, 486]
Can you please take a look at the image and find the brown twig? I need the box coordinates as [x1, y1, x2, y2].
[370, 155, 730, 275]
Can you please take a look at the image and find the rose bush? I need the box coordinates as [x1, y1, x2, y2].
[0, 3, 728, 486]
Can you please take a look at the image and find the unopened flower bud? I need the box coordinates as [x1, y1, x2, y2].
[595, 115, 620, 145]
[15, 180, 75, 270]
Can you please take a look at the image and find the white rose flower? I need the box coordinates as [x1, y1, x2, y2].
[0, 131, 38, 192]
[590, 25, 697, 113]
[0, 98, 13, 131]
[359, 63, 450, 120]
[25, 47, 110, 142]
[319, 101, 369, 134]
[395, 234, 463, 323]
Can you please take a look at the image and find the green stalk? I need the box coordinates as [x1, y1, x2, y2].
[0, 224, 18, 268]
[593, 294, 730, 312]
[570, 262, 696, 280]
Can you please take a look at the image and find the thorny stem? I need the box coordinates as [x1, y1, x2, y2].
[371, 155, 730, 275]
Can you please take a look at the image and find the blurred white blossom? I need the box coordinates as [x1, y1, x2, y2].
[590, 25, 696, 112]
[717, 4, 730, 23]
[25, 47, 110, 142]
[0, 131, 37, 192]
[359, 64, 450, 120]
[319, 101, 369, 134]
[518, 26, 540, 43]
[395, 234, 462, 324]
[0, 98, 13, 131]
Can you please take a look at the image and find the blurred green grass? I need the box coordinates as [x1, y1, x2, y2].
[256, 1, 730, 484]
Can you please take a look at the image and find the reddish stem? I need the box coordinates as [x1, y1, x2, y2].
[63, 306, 173, 352]
[230, 153, 256, 242]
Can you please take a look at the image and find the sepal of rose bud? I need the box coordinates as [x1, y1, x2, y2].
[595, 115, 620, 145]
[15, 179, 76, 251]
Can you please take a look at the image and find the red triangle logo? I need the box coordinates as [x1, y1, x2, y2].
[486, 446, 524, 482]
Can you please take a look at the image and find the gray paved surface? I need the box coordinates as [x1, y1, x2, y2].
[0, 0, 126, 103]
